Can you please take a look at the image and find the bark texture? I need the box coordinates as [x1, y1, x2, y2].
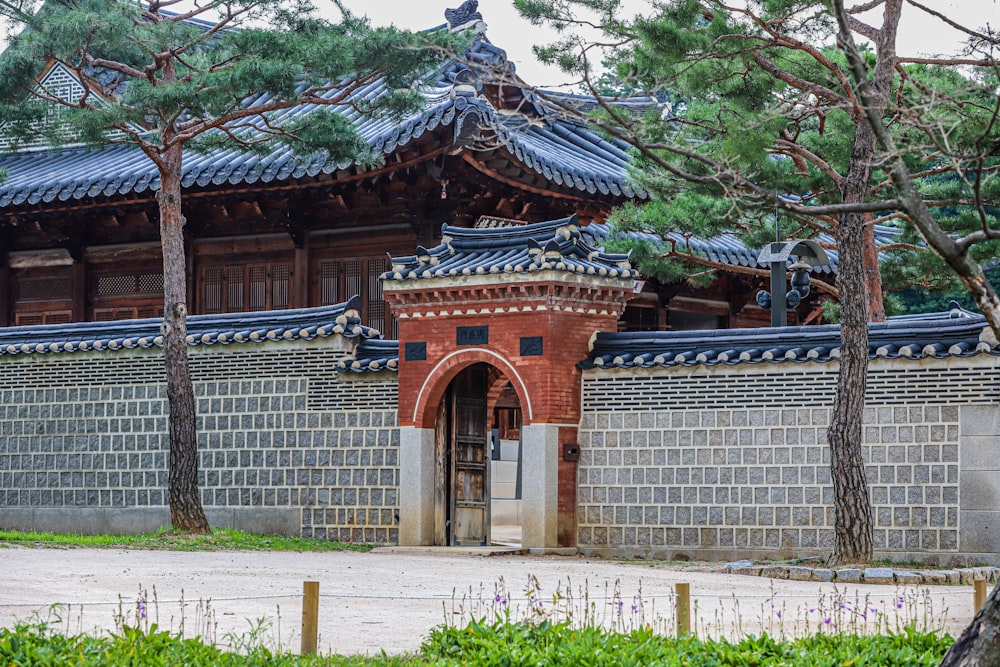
[862, 219, 885, 322]
[827, 129, 874, 566]
[825, 0, 904, 566]
[159, 141, 209, 534]
[939, 581, 1000, 667]
[832, 1, 1000, 344]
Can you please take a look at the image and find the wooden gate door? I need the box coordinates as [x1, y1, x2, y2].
[450, 364, 490, 546]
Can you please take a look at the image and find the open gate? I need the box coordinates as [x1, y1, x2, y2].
[443, 364, 490, 546]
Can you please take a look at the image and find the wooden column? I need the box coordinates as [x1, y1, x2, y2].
[283, 197, 311, 310]
[0, 241, 8, 327]
[71, 261, 86, 322]
[294, 236, 309, 309]
[185, 233, 196, 314]
[65, 233, 87, 322]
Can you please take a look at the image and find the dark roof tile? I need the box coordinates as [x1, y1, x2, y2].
[0, 296, 377, 357]
[0, 36, 643, 205]
[580, 303, 997, 369]
[585, 222, 901, 274]
[385, 214, 639, 282]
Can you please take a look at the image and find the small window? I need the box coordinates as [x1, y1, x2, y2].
[93, 306, 163, 321]
[199, 261, 293, 314]
[15, 310, 72, 326]
[11, 268, 74, 325]
[89, 267, 164, 322]
[15, 275, 72, 302]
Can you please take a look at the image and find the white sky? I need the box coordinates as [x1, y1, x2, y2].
[337, 0, 996, 89]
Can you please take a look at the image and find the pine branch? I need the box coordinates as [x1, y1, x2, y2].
[904, 0, 999, 46]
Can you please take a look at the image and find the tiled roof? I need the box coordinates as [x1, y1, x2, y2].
[336, 339, 399, 373]
[0, 296, 377, 356]
[584, 222, 902, 275]
[384, 214, 639, 281]
[0, 28, 646, 206]
[580, 304, 996, 369]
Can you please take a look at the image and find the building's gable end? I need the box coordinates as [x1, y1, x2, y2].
[0, 61, 141, 153]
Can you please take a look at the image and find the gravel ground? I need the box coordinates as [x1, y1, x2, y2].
[0, 545, 976, 656]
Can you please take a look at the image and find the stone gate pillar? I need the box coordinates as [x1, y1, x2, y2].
[383, 215, 636, 549]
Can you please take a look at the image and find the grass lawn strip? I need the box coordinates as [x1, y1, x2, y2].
[0, 528, 373, 552]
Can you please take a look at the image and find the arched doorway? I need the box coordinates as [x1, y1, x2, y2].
[433, 362, 523, 546]
[385, 217, 636, 549]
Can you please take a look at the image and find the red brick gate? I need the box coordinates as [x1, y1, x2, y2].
[384, 217, 635, 548]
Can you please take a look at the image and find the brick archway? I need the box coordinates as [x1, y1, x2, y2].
[410, 348, 532, 429]
[384, 217, 637, 548]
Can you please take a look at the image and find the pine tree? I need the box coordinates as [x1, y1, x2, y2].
[515, 0, 998, 565]
[0, 0, 458, 532]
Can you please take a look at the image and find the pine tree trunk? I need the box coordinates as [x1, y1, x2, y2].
[824, 0, 907, 566]
[158, 143, 210, 534]
[939, 581, 1000, 666]
[862, 218, 885, 322]
[827, 122, 876, 567]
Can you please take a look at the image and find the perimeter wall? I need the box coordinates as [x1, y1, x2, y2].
[0, 338, 400, 544]
[2, 339, 1000, 565]
[576, 355, 1000, 565]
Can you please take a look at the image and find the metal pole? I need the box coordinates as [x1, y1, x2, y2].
[770, 243, 787, 327]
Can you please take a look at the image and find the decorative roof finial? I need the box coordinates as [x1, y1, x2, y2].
[445, 0, 486, 33]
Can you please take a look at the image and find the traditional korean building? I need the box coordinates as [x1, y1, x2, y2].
[6, 2, 993, 563]
[0, 2, 847, 337]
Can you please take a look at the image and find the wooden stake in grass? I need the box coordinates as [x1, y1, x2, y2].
[675, 582, 691, 637]
[301, 581, 320, 655]
[974, 579, 987, 613]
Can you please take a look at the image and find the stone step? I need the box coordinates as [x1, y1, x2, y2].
[498, 439, 520, 462]
[491, 460, 518, 485]
[492, 481, 517, 500]
[491, 498, 521, 525]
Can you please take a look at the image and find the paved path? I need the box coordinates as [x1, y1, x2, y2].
[0, 546, 975, 655]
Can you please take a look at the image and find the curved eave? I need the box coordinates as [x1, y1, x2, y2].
[0, 84, 644, 209]
[385, 216, 637, 284]
[0, 88, 458, 207]
[585, 222, 902, 275]
[493, 113, 644, 200]
[384, 259, 638, 282]
[334, 340, 400, 374]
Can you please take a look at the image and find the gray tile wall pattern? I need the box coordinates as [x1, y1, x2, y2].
[578, 360, 996, 562]
[0, 343, 401, 543]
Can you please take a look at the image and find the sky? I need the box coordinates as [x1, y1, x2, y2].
[338, 0, 995, 89]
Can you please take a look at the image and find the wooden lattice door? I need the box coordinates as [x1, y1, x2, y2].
[449, 364, 490, 546]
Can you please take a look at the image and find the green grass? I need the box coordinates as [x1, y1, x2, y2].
[424, 622, 953, 666]
[0, 527, 374, 552]
[0, 620, 954, 666]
